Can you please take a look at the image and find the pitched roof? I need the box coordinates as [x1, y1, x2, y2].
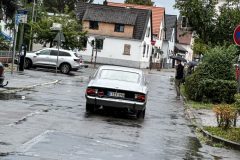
[108, 2, 165, 36]
[75, 2, 151, 40]
[165, 14, 177, 41]
[83, 7, 138, 25]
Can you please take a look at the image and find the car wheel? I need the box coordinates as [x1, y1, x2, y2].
[60, 63, 71, 74]
[24, 58, 32, 69]
[86, 103, 95, 113]
[136, 109, 145, 119]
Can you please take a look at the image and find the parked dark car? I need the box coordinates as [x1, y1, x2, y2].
[85, 65, 148, 119]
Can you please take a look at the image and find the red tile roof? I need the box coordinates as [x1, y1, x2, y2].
[108, 2, 165, 36]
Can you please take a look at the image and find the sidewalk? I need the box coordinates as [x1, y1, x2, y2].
[193, 109, 240, 127]
[183, 96, 240, 150]
[0, 69, 60, 93]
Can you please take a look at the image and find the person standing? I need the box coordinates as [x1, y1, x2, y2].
[175, 60, 184, 99]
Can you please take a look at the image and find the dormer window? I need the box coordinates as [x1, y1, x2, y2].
[89, 21, 99, 30]
[115, 24, 125, 32]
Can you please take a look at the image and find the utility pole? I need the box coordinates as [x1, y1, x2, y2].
[90, 39, 94, 64]
[94, 40, 97, 68]
[28, 0, 36, 51]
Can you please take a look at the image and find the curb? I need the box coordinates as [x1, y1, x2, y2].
[181, 94, 240, 150]
[0, 80, 60, 94]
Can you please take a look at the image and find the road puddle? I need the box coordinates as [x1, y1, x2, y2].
[0, 93, 27, 100]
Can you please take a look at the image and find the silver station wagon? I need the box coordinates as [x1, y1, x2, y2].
[24, 48, 82, 74]
[85, 65, 148, 119]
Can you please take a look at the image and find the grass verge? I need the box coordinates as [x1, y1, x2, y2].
[204, 126, 240, 144]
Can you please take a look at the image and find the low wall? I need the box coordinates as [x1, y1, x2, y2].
[0, 57, 12, 63]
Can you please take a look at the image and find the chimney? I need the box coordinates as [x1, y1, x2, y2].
[103, 0, 108, 5]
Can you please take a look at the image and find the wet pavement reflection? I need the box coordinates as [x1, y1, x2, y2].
[0, 69, 240, 160]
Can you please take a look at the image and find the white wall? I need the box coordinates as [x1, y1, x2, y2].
[181, 44, 193, 62]
[141, 18, 152, 68]
[166, 29, 176, 66]
[79, 36, 144, 68]
[79, 18, 153, 69]
[154, 21, 164, 49]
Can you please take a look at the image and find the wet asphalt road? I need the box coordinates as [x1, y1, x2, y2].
[0, 68, 240, 160]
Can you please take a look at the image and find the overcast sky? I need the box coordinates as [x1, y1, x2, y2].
[94, 0, 179, 15]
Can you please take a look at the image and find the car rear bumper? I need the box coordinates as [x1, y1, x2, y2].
[71, 64, 81, 71]
[85, 95, 146, 111]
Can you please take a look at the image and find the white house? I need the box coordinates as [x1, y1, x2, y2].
[161, 14, 177, 68]
[176, 15, 194, 62]
[108, 2, 165, 69]
[75, 2, 153, 68]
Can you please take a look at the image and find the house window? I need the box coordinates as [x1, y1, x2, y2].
[123, 44, 131, 55]
[182, 16, 187, 28]
[89, 21, 99, 30]
[95, 38, 104, 50]
[146, 27, 150, 37]
[143, 43, 146, 57]
[146, 45, 149, 57]
[115, 24, 125, 32]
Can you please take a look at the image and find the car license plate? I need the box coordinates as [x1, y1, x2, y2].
[108, 92, 125, 98]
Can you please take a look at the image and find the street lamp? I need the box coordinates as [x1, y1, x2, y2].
[28, 0, 36, 51]
[11, 1, 24, 74]
[50, 23, 63, 74]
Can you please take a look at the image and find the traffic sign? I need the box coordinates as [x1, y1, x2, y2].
[233, 25, 240, 46]
[16, 14, 28, 24]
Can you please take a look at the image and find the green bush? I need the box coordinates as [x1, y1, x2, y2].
[185, 45, 238, 103]
[234, 94, 240, 112]
[200, 79, 237, 103]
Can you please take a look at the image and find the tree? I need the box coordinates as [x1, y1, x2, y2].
[0, 0, 18, 19]
[175, 0, 240, 46]
[175, 0, 216, 44]
[42, 0, 94, 13]
[31, 6, 86, 50]
[124, 0, 154, 6]
[213, 2, 240, 45]
[185, 45, 238, 103]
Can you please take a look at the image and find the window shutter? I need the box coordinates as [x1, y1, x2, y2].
[123, 44, 131, 55]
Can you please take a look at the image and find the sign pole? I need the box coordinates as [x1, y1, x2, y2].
[233, 25, 240, 92]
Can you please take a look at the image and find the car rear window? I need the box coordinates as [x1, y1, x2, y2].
[99, 69, 140, 83]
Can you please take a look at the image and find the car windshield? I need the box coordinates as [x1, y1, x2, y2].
[99, 69, 140, 83]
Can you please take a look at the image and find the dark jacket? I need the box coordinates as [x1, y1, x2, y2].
[175, 64, 184, 79]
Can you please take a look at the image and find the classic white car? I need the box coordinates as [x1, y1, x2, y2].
[85, 65, 148, 119]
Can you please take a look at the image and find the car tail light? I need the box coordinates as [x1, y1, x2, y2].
[98, 90, 104, 97]
[86, 88, 97, 96]
[135, 94, 146, 102]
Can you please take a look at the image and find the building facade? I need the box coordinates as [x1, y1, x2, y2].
[76, 2, 152, 68]
[108, 2, 165, 69]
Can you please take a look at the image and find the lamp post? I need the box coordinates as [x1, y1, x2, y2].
[28, 0, 36, 51]
[11, 1, 24, 74]
[50, 23, 62, 74]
